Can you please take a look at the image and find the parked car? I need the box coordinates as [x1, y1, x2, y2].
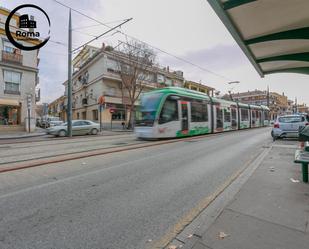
[49, 118, 64, 127]
[46, 120, 100, 137]
[271, 114, 309, 140]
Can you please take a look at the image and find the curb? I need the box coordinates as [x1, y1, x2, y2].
[157, 145, 272, 249]
[0, 133, 46, 140]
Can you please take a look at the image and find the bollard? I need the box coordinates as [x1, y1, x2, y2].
[302, 163, 308, 183]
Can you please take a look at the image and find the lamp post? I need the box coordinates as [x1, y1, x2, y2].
[67, 9, 72, 137]
[227, 81, 240, 101]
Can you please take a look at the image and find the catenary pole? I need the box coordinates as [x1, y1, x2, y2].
[67, 9, 72, 137]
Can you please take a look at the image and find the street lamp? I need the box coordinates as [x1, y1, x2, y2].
[228, 81, 240, 85]
[227, 81, 240, 101]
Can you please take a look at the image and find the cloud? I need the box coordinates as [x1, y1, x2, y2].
[2, 0, 308, 105]
[159, 44, 248, 72]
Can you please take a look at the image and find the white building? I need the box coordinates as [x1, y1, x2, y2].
[0, 7, 40, 132]
[62, 44, 184, 129]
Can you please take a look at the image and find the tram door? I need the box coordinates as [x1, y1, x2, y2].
[231, 108, 237, 129]
[181, 101, 189, 132]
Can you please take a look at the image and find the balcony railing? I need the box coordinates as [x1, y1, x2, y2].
[1, 51, 23, 65]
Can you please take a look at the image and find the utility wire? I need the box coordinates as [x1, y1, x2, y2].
[51, 0, 232, 81]
[72, 18, 132, 53]
[72, 19, 130, 30]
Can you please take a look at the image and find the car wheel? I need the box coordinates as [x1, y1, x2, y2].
[58, 130, 67, 137]
[91, 128, 98, 135]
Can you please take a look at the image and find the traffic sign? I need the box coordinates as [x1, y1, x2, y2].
[109, 108, 115, 113]
[98, 95, 105, 105]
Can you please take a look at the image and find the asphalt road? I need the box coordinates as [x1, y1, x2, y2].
[0, 133, 140, 165]
[0, 128, 271, 249]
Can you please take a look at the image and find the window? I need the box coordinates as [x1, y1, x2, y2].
[231, 108, 237, 127]
[107, 87, 116, 96]
[112, 110, 126, 120]
[107, 59, 120, 72]
[135, 93, 164, 126]
[279, 116, 304, 123]
[241, 109, 249, 121]
[251, 110, 256, 120]
[92, 110, 98, 121]
[216, 106, 223, 128]
[159, 98, 178, 124]
[73, 121, 84, 126]
[3, 41, 15, 53]
[165, 78, 172, 86]
[191, 100, 208, 122]
[4, 70, 21, 93]
[224, 109, 231, 122]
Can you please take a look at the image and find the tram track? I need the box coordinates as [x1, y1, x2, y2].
[0, 128, 269, 174]
[0, 134, 134, 151]
[0, 137, 140, 164]
[0, 132, 132, 146]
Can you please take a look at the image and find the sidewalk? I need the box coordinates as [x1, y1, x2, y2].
[181, 140, 309, 249]
[0, 127, 46, 139]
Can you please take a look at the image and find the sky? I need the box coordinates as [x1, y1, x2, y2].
[2, 0, 309, 104]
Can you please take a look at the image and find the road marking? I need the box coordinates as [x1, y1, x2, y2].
[149, 146, 271, 249]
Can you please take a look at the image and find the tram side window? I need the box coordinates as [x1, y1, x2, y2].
[191, 101, 208, 122]
[224, 109, 231, 122]
[159, 99, 178, 124]
[216, 106, 223, 128]
[241, 109, 249, 121]
[252, 110, 256, 120]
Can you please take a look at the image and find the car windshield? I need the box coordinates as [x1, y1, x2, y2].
[49, 117, 60, 121]
[278, 116, 304, 123]
[135, 93, 164, 126]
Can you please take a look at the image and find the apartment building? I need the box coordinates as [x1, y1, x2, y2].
[48, 95, 66, 121]
[225, 90, 289, 120]
[184, 80, 215, 96]
[62, 44, 184, 128]
[0, 7, 40, 132]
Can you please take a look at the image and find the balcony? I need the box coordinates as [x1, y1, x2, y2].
[2, 51, 23, 65]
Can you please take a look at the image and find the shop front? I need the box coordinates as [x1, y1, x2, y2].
[0, 99, 21, 126]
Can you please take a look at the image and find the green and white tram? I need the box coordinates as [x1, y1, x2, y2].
[135, 87, 270, 139]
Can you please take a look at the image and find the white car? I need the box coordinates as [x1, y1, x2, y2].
[46, 120, 100, 137]
[271, 115, 309, 140]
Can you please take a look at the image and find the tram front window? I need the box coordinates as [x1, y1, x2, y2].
[158, 98, 178, 124]
[135, 93, 163, 126]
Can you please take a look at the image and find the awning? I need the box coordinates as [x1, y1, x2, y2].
[0, 98, 20, 106]
[207, 0, 309, 77]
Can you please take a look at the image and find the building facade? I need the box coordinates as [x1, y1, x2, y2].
[297, 103, 309, 114]
[225, 90, 289, 120]
[61, 44, 184, 129]
[0, 7, 40, 132]
[48, 95, 66, 121]
[184, 80, 215, 96]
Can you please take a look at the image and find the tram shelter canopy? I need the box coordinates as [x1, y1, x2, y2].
[207, 0, 309, 77]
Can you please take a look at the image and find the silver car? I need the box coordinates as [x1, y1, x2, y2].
[46, 120, 100, 137]
[271, 115, 308, 140]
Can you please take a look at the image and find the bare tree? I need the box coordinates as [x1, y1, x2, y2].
[114, 40, 156, 129]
